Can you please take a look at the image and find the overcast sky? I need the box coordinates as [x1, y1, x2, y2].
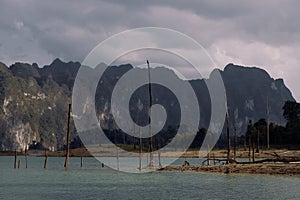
[0, 0, 299, 100]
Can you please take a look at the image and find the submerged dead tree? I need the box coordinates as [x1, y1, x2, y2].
[25, 148, 28, 168]
[147, 60, 154, 167]
[64, 103, 71, 169]
[225, 91, 231, 164]
[14, 149, 17, 169]
[266, 96, 270, 149]
[139, 127, 142, 171]
[233, 121, 237, 161]
[44, 149, 48, 169]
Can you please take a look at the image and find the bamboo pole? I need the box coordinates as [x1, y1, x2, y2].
[147, 60, 154, 167]
[64, 103, 71, 169]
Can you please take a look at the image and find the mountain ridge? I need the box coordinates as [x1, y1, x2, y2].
[0, 59, 295, 150]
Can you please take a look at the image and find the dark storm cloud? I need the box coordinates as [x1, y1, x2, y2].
[0, 0, 299, 99]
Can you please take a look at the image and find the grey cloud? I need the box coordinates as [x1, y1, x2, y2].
[0, 0, 300, 99]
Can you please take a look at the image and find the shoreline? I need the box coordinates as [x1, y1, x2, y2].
[1, 148, 300, 158]
[2, 148, 300, 176]
[160, 163, 300, 176]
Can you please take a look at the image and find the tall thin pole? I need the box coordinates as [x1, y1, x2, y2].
[25, 148, 28, 168]
[115, 130, 120, 171]
[225, 91, 231, 164]
[158, 140, 162, 168]
[44, 149, 48, 169]
[139, 127, 142, 171]
[14, 149, 17, 169]
[233, 121, 237, 161]
[64, 103, 71, 169]
[256, 129, 260, 153]
[207, 144, 210, 166]
[116, 146, 120, 170]
[147, 60, 154, 167]
[266, 96, 270, 149]
[248, 136, 251, 162]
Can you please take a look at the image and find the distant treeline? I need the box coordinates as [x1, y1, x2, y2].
[222, 100, 300, 150]
[29, 101, 300, 151]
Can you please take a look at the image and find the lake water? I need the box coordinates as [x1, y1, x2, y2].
[0, 156, 299, 200]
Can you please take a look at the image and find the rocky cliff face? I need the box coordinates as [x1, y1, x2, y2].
[221, 63, 294, 135]
[0, 59, 295, 150]
[0, 60, 71, 151]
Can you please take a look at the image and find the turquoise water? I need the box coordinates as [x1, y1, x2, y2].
[0, 156, 299, 200]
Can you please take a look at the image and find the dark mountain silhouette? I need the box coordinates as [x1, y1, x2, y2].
[0, 59, 295, 150]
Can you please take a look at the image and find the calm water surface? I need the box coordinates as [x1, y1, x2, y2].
[0, 156, 299, 200]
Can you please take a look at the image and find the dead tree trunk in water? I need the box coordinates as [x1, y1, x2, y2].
[158, 140, 162, 168]
[207, 144, 210, 166]
[233, 121, 237, 161]
[64, 104, 71, 169]
[248, 137, 251, 162]
[256, 129, 260, 153]
[252, 143, 255, 162]
[25, 148, 28, 168]
[147, 60, 154, 167]
[226, 110, 231, 164]
[44, 149, 48, 169]
[139, 127, 142, 171]
[266, 96, 270, 150]
[14, 149, 17, 169]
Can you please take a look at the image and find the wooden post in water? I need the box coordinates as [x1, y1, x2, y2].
[225, 94, 231, 164]
[266, 96, 270, 150]
[44, 149, 48, 169]
[256, 129, 260, 153]
[18, 159, 20, 169]
[116, 146, 120, 170]
[207, 144, 210, 166]
[158, 140, 162, 168]
[252, 143, 255, 162]
[114, 130, 120, 171]
[25, 148, 28, 168]
[233, 121, 237, 161]
[80, 156, 83, 168]
[248, 137, 251, 162]
[147, 60, 154, 168]
[139, 127, 142, 171]
[14, 149, 17, 169]
[64, 103, 71, 169]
